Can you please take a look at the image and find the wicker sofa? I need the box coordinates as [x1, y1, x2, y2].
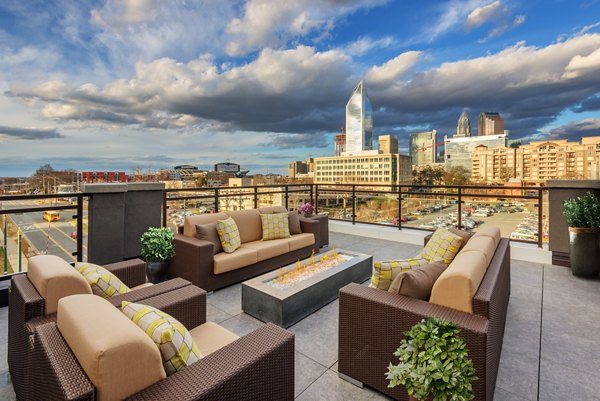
[8, 255, 193, 401]
[29, 291, 294, 401]
[338, 227, 511, 401]
[171, 207, 320, 291]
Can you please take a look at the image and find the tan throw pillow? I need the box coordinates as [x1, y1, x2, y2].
[216, 217, 242, 253]
[419, 227, 463, 266]
[288, 211, 302, 235]
[195, 223, 223, 254]
[448, 227, 472, 251]
[388, 261, 447, 300]
[260, 212, 291, 240]
[370, 258, 430, 291]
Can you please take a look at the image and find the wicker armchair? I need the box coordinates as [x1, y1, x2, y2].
[338, 238, 511, 401]
[8, 258, 192, 401]
[28, 289, 294, 401]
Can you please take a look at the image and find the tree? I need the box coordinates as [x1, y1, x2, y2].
[509, 141, 522, 149]
[412, 165, 445, 185]
[444, 165, 471, 186]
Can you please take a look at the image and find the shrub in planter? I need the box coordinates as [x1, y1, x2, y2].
[141, 227, 176, 283]
[563, 192, 600, 278]
[386, 317, 477, 401]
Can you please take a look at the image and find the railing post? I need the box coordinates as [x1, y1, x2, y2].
[310, 185, 314, 207]
[162, 190, 168, 227]
[253, 186, 258, 209]
[214, 188, 219, 213]
[285, 185, 289, 210]
[538, 189, 543, 248]
[457, 187, 463, 230]
[352, 185, 356, 225]
[398, 186, 402, 230]
[3, 214, 7, 273]
[314, 185, 318, 214]
[76, 194, 83, 262]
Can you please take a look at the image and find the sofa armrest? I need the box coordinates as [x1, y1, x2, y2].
[107, 277, 191, 307]
[299, 217, 320, 252]
[104, 258, 147, 287]
[30, 322, 95, 401]
[128, 323, 294, 401]
[170, 234, 215, 288]
[338, 283, 488, 400]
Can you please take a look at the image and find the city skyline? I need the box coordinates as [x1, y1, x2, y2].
[1, 1, 600, 176]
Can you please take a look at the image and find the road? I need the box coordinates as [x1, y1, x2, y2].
[1, 199, 87, 264]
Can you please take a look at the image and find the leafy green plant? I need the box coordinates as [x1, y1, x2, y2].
[140, 227, 175, 262]
[563, 192, 600, 228]
[386, 317, 477, 401]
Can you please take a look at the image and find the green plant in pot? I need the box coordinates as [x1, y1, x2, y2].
[386, 317, 477, 401]
[141, 227, 176, 283]
[563, 191, 600, 278]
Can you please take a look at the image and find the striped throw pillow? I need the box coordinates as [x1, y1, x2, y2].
[420, 228, 463, 266]
[260, 212, 291, 240]
[216, 217, 241, 253]
[75, 262, 130, 298]
[370, 258, 430, 291]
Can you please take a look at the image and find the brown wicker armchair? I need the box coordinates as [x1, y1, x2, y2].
[28, 289, 294, 401]
[338, 238, 511, 401]
[8, 257, 192, 401]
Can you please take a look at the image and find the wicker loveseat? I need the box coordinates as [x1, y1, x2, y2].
[171, 206, 320, 291]
[8, 255, 193, 401]
[29, 292, 294, 401]
[338, 227, 511, 401]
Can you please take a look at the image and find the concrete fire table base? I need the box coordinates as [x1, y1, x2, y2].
[241, 249, 372, 328]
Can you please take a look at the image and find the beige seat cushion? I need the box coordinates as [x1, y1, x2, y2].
[226, 209, 262, 243]
[213, 247, 258, 274]
[461, 236, 497, 265]
[27, 255, 92, 315]
[183, 213, 228, 237]
[472, 226, 501, 247]
[57, 295, 166, 401]
[244, 239, 290, 262]
[429, 250, 488, 314]
[288, 233, 315, 251]
[189, 322, 240, 356]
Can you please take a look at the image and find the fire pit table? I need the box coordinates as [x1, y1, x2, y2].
[241, 248, 372, 328]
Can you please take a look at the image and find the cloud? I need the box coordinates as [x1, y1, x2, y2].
[548, 118, 600, 138]
[267, 132, 330, 149]
[573, 95, 600, 112]
[0, 125, 63, 140]
[479, 14, 526, 42]
[464, 1, 504, 28]
[365, 51, 422, 85]
[421, 0, 485, 42]
[343, 36, 395, 56]
[225, 0, 388, 56]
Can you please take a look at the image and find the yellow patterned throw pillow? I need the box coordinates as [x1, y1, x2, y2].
[420, 227, 463, 266]
[216, 217, 241, 253]
[370, 258, 430, 291]
[75, 262, 130, 298]
[260, 212, 291, 240]
[121, 301, 202, 375]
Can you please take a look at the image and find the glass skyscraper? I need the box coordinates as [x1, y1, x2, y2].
[345, 81, 373, 153]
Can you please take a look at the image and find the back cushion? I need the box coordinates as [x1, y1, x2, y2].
[257, 206, 288, 214]
[429, 250, 487, 314]
[27, 255, 92, 315]
[183, 213, 228, 237]
[472, 226, 501, 248]
[57, 295, 166, 401]
[461, 236, 497, 265]
[226, 209, 262, 243]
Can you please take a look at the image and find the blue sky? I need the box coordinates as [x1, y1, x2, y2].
[1, 0, 600, 176]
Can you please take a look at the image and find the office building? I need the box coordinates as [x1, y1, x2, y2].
[378, 134, 398, 154]
[345, 81, 373, 153]
[456, 111, 472, 137]
[288, 161, 308, 178]
[409, 130, 437, 166]
[471, 136, 600, 183]
[478, 112, 505, 136]
[445, 133, 508, 173]
[335, 133, 346, 156]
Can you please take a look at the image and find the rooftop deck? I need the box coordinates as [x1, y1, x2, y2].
[1, 231, 599, 400]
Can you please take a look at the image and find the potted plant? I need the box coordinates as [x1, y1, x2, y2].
[386, 317, 477, 401]
[140, 227, 176, 283]
[563, 191, 600, 278]
[299, 202, 315, 217]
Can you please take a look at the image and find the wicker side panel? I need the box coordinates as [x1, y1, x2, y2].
[30, 323, 94, 401]
[338, 283, 488, 401]
[107, 277, 191, 307]
[473, 239, 511, 401]
[128, 323, 295, 401]
[142, 285, 207, 329]
[104, 258, 147, 287]
[8, 275, 45, 400]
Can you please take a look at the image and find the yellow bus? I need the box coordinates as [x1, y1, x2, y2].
[43, 211, 60, 222]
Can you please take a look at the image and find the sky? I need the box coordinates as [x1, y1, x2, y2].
[1, 0, 600, 177]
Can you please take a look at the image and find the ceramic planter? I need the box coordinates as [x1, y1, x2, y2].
[146, 260, 169, 283]
[568, 227, 600, 278]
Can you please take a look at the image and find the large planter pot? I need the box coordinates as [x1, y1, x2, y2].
[146, 260, 169, 284]
[568, 227, 600, 278]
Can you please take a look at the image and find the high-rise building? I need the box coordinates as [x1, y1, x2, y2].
[478, 112, 505, 136]
[444, 133, 508, 173]
[409, 130, 437, 166]
[471, 136, 600, 183]
[456, 111, 471, 137]
[335, 134, 346, 156]
[345, 81, 373, 153]
[378, 134, 398, 154]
